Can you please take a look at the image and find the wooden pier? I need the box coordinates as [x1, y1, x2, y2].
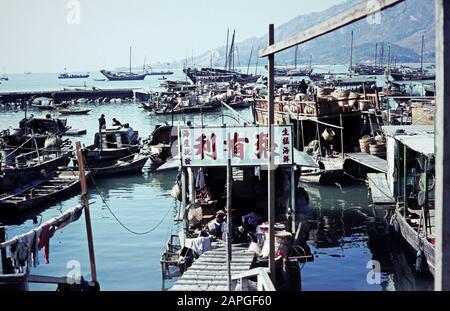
[169, 243, 256, 291]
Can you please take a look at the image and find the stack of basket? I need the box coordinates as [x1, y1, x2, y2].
[359, 135, 374, 153]
[369, 134, 386, 156]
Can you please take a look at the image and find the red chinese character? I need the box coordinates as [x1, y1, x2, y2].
[225, 132, 249, 160]
[184, 158, 192, 165]
[184, 148, 191, 156]
[183, 139, 190, 147]
[282, 128, 289, 136]
[283, 155, 290, 163]
[182, 130, 190, 138]
[255, 132, 269, 159]
[283, 146, 290, 155]
[256, 132, 280, 160]
[282, 136, 290, 145]
[194, 133, 217, 160]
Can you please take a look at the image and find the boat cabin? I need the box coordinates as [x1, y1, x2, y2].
[93, 127, 139, 150]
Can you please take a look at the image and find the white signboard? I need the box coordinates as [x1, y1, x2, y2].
[180, 125, 293, 167]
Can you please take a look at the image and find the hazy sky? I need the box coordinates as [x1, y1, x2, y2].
[0, 0, 346, 73]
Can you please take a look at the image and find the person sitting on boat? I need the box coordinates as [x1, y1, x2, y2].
[207, 210, 226, 239]
[112, 118, 122, 128]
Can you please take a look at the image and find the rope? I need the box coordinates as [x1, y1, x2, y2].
[83, 159, 172, 235]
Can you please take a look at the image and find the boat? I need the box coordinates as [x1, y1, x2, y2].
[57, 108, 91, 115]
[0, 169, 86, 213]
[184, 67, 260, 84]
[369, 125, 436, 276]
[100, 70, 147, 81]
[93, 78, 106, 81]
[100, 46, 147, 81]
[79, 126, 141, 165]
[0, 149, 71, 194]
[0, 116, 70, 151]
[58, 72, 90, 79]
[0, 74, 8, 81]
[183, 30, 260, 84]
[24, 71, 31, 75]
[391, 36, 435, 81]
[86, 153, 149, 177]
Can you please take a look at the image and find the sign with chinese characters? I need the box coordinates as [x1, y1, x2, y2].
[180, 125, 293, 167]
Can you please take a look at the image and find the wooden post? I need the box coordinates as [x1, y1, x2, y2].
[1, 225, 8, 274]
[226, 159, 233, 291]
[435, 0, 450, 291]
[340, 114, 344, 159]
[374, 88, 381, 111]
[403, 144, 407, 219]
[188, 167, 195, 206]
[181, 168, 188, 237]
[290, 167, 296, 234]
[267, 24, 276, 285]
[75, 141, 97, 282]
[300, 119, 305, 151]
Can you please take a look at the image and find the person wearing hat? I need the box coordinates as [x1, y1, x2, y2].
[207, 210, 226, 239]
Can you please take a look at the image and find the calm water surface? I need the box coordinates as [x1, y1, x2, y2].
[0, 70, 432, 290]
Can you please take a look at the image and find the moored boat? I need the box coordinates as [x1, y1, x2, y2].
[0, 170, 86, 213]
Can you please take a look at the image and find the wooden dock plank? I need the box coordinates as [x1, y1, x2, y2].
[169, 244, 255, 291]
[367, 173, 395, 205]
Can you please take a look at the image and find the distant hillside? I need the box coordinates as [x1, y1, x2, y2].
[170, 0, 435, 69]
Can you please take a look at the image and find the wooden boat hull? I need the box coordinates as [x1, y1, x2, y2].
[89, 154, 149, 177]
[391, 210, 435, 276]
[154, 104, 219, 115]
[83, 146, 141, 164]
[58, 109, 91, 115]
[0, 170, 86, 214]
[0, 154, 71, 194]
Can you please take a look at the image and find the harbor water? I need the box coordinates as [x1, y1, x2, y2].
[0, 70, 433, 290]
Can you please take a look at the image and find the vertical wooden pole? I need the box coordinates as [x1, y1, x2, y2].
[226, 159, 233, 291]
[75, 141, 97, 282]
[340, 114, 344, 159]
[181, 168, 188, 237]
[267, 24, 276, 285]
[435, 0, 450, 291]
[0, 225, 8, 274]
[403, 144, 407, 219]
[290, 167, 296, 234]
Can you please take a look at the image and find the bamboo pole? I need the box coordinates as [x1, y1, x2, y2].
[75, 141, 97, 282]
[267, 24, 276, 285]
[226, 159, 233, 291]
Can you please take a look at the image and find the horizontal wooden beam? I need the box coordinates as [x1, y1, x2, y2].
[259, 0, 405, 57]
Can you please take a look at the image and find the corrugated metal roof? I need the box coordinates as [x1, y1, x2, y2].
[382, 125, 434, 137]
[293, 149, 320, 168]
[396, 133, 435, 156]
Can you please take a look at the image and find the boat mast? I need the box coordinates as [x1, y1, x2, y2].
[224, 28, 229, 70]
[246, 45, 253, 75]
[349, 30, 354, 74]
[129, 46, 132, 73]
[387, 44, 391, 71]
[309, 53, 312, 69]
[228, 30, 235, 71]
[375, 43, 378, 67]
[294, 45, 298, 69]
[255, 46, 259, 76]
[420, 34, 425, 72]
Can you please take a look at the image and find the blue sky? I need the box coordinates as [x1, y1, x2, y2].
[0, 0, 346, 73]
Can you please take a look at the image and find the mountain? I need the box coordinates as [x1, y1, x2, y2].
[175, 0, 435, 69]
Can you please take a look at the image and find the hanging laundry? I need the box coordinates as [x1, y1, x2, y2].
[55, 206, 83, 230]
[9, 229, 40, 271]
[195, 168, 206, 189]
[38, 223, 55, 264]
[184, 237, 212, 256]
